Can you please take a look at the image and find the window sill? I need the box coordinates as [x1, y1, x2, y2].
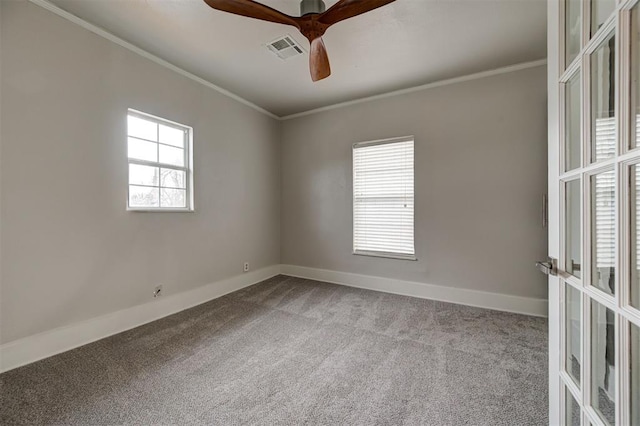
[353, 250, 417, 261]
[127, 208, 194, 213]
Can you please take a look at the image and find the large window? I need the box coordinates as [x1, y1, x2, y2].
[353, 137, 415, 260]
[127, 110, 193, 211]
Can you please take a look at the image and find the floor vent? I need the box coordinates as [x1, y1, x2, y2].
[266, 35, 305, 60]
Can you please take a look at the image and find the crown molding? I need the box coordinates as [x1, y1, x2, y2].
[279, 59, 548, 120]
[28, 0, 546, 122]
[28, 0, 280, 120]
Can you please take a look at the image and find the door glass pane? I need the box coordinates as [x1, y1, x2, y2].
[591, 33, 616, 163]
[631, 322, 640, 425]
[566, 0, 581, 67]
[591, 300, 616, 425]
[566, 387, 581, 426]
[591, 170, 615, 296]
[591, 0, 616, 37]
[566, 72, 582, 171]
[566, 283, 582, 385]
[567, 179, 582, 278]
[631, 165, 640, 309]
[632, 4, 640, 150]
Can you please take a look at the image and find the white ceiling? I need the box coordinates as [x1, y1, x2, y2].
[48, 0, 547, 117]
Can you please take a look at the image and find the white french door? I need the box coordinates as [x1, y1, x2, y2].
[549, 0, 640, 425]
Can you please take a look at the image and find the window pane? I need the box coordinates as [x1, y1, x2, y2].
[128, 115, 157, 141]
[632, 165, 640, 309]
[566, 179, 582, 278]
[630, 4, 640, 148]
[590, 300, 616, 426]
[126, 110, 192, 211]
[566, 387, 581, 426]
[160, 168, 186, 189]
[160, 188, 186, 208]
[590, 34, 616, 163]
[566, 72, 582, 171]
[566, 0, 581, 67]
[159, 124, 185, 148]
[591, 170, 615, 296]
[159, 144, 184, 167]
[566, 283, 582, 385]
[591, 0, 616, 37]
[631, 322, 640, 425]
[129, 185, 159, 208]
[128, 137, 158, 162]
[129, 164, 159, 187]
[632, 4, 640, 150]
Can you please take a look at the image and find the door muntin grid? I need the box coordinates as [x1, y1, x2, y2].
[558, 1, 640, 425]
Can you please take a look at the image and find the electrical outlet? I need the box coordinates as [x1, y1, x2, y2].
[243, 262, 249, 273]
[153, 285, 163, 298]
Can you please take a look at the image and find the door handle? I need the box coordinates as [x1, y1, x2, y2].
[536, 257, 558, 276]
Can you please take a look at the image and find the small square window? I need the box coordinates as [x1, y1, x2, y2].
[127, 110, 193, 211]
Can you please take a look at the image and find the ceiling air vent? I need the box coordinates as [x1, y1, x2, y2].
[266, 35, 305, 60]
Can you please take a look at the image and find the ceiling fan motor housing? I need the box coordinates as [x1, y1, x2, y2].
[300, 0, 326, 16]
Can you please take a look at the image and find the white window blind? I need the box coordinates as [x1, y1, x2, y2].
[353, 137, 415, 259]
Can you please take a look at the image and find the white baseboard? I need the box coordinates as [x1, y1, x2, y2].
[0, 263, 548, 374]
[280, 264, 548, 318]
[0, 265, 281, 373]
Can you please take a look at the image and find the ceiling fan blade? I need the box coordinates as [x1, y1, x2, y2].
[203, 0, 299, 28]
[319, 0, 396, 26]
[309, 38, 331, 82]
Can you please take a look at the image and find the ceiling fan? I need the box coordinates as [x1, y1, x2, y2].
[202, 0, 397, 82]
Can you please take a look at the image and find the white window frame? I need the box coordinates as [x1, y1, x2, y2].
[352, 136, 416, 261]
[126, 109, 194, 212]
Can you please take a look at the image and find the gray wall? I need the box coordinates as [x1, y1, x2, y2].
[281, 65, 548, 300]
[0, 1, 281, 344]
[1, 1, 548, 346]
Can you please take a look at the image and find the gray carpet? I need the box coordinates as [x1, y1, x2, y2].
[0, 275, 548, 425]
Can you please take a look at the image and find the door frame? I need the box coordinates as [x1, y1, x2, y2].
[548, 1, 562, 422]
